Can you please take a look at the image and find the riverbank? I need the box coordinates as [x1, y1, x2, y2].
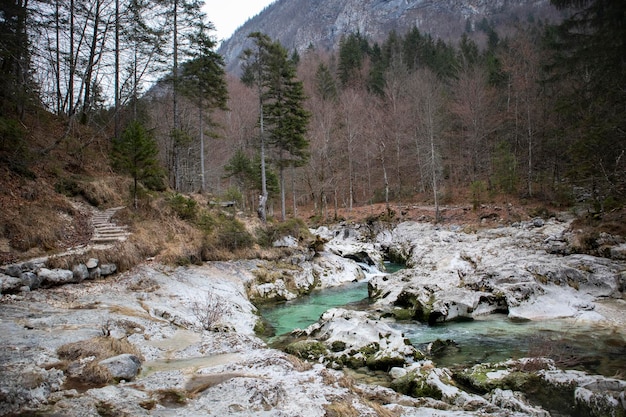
[1, 216, 625, 416]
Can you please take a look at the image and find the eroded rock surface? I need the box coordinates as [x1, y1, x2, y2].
[370, 219, 624, 323]
[0, 217, 624, 416]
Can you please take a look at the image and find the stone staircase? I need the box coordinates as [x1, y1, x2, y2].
[90, 207, 131, 247]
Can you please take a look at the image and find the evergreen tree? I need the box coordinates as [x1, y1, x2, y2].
[337, 32, 369, 87]
[112, 121, 163, 208]
[242, 32, 310, 221]
[403, 27, 423, 71]
[368, 43, 386, 96]
[264, 47, 310, 220]
[158, 0, 207, 191]
[315, 63, 337, 101]
[546, 0, 626, 204]
[241, 32, 273, 222]
[224, 148, 256, 193]
[224, 149, 279, 207]
[0, 0, 33, 117]
[180, 20, 228, 193]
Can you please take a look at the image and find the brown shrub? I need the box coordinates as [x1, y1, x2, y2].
[154, 388, 188, 406]
[57, 335, 142, 386]
[82, 362, 113, 385]
[5, 204, 69, 252]
[323, 399, 359, 417]
[57, 336, 142, 361]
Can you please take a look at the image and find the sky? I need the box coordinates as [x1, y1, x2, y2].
[203, 0, 276, 44]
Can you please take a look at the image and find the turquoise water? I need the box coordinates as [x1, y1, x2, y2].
[258, 262, 626, 377]
[259, 262, 405, 340]
[383, 260, 405, 274]
[393, 315, 626, 376]
[259, 281, 369, 340]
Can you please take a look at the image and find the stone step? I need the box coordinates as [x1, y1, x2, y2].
[91, 236, 128, 244]
[87, 206, 131, 247]
[93, 226, 129, 232]
[92, 233, 130, 239]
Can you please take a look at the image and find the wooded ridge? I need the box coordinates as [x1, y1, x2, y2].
[0, 0, 624, 263]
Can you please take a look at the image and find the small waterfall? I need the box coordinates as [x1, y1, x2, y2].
[356, 262, 385, 281]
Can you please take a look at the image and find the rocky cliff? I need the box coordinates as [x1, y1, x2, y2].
[218, 0, 560, 72]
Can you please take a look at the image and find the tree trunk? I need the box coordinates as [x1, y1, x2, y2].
[82, 0, 102, 123]
[280, 162, 286, 221]
[258, 73, 267, 222]
[55, 0, 62, 115]
[173, 0, 180, 191]
[114, 0, 120, 139]
[199, 104, 205, 193]
[291, 165, 297, 218]
[68, 0, 74, 116]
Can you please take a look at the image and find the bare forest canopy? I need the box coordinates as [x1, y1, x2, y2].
[1, 0, 625, 222]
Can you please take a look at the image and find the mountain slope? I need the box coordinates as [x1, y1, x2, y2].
[218, 0, 559, 72]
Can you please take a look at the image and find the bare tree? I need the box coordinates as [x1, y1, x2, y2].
[383, 58, 412, 195]
[409, 69, 446, 222]
[501, 32, 544, 197]
[338, 88, 367, 212]
[449, 65, 500, 184]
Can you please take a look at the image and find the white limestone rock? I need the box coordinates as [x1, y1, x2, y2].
[37, 267, 75, 285]
[98, 354, 142, 381]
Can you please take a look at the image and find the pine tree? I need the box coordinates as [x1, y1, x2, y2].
[179, 20, 228, 193]
[337, 32, 369, 87]
[241, 33, 310, 221]
[112, 121, 163, 208]
[0, 0, 33, 117]
[241, 32, 273, 222]
[546, 0, 626, 204]
[263, 44, 310, 220]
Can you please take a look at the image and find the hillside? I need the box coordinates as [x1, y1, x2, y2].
[2, 0, 624, 267]
[219, 0, 561, 72]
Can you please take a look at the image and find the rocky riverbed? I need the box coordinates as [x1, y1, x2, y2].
[1, 215, 625, 416]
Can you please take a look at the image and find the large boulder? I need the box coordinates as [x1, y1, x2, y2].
[20, 272, 42, 290]
[0, 274, 24, 293]
[37, 268, 75, 286]
[312, 223, 385, 271]
[289, 308, 421, 370]
[99, 264, 117, 276]
[72, 263, 89, 282]
[98, 354, 142, 381]
[2, 264, 23, 278]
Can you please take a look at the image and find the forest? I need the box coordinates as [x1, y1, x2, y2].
[1, 0, 624, 222]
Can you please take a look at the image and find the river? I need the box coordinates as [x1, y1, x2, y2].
[259, 264, 626, 378]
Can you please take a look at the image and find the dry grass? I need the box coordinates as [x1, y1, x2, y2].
[95, 400, 129, 417]
[57, 335, 143, 385]
[82, 362, 114, 385]
[46, 240, 145, 273]
[319, 369, 340, 386]
[3, 200, 76, 254]
[365, 400, 401, 417]
[323, 399, 360, 417]
[57, 336, 143, 361]
[108, 304, 153, 321]
[80, 177, 128, 208]
[153, 388, 188, 406]
[119, 202, 204, 266]
[284, 354, 313, 372]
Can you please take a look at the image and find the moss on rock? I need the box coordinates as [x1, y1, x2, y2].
[391, 370, 443, 400]
[285, 340, 328, 361]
